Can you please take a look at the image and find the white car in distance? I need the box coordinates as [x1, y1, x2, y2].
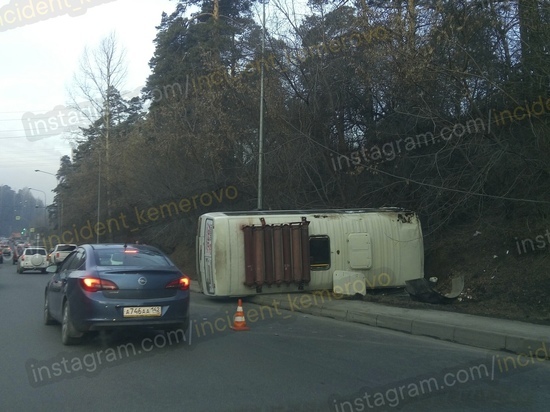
[49, 244, 78, 264]
[17, 247, 49, 274]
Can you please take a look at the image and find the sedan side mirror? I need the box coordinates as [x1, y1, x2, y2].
[46, 265, 58, 273]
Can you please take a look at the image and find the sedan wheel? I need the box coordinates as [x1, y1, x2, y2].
[44, 295, 56, 325]
[61, 303, 83, 345]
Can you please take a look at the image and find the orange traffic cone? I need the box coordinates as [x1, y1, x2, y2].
[230, 299, 250, 331]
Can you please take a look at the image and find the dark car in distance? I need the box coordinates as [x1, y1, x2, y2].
[13, 244, 25, 264]
[1, 245, 13, 264]
[44, 243, 191, 345]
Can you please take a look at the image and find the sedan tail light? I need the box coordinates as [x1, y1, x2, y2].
[80, 277, 119, 292]
[165, 276, 190, 291]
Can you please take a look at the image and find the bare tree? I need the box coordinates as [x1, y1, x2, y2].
[68, 31, 128, 242]
[69, 31, 128, 130]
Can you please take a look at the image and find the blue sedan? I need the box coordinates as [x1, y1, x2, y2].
[44, 244, 191, 345]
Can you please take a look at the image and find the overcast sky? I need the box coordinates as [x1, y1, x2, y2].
[0, 0, 177, 205]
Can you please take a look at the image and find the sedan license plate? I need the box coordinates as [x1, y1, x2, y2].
[123, 306, 161, 317]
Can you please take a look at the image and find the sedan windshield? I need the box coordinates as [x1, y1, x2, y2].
[94, 248, 172, 267]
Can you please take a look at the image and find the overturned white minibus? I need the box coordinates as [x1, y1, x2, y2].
[196, 209, 424, 297]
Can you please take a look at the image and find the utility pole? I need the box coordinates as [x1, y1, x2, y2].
[257, 0, 268, 210]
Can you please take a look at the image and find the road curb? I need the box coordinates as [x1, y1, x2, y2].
[411, 319, 455, 341]
[245, 294, 549, 359]
[191, 285, 549, 358]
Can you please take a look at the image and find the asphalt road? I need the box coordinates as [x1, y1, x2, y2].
[0, 261, 548, 411]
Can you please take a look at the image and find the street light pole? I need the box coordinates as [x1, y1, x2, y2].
[28, 188, 47, 212]
[28, 188, 47, 246]
[257, 0, 268, 210]
[97, 151, 101, 243]
[34, 169, 62, 231]
[34, 169, 56, 178]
